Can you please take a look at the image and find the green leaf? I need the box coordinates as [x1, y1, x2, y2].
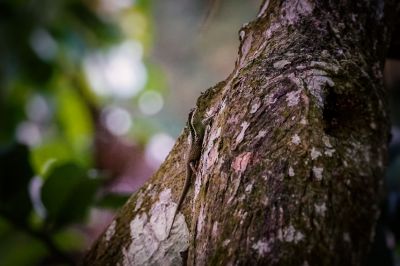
[0, 226, 48, 266]
[41, 163, 99, 228]
[30, 137, 75, 176]
[53, 228, 85, 252]
[55, 83, 93, 167]
[0, 144, 33, 221]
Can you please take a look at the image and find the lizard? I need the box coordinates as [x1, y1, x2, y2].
[167, 107, 210, 236]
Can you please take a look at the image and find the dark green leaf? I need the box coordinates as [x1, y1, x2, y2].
[0, 226, 48, 266]
[41, 163, 99, 228]
[0, 144, 33, 221]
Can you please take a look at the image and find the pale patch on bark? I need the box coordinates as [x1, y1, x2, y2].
[212, 222, 219, 238]
[235, 122, 250, 147]
[324, 148, 335, 157]
[252, 240, 271, 256]
[205, 126, 221, 156]
[239, 33, 253, 67]
[222, 239, 231, 247]
[314, 202, 327, 216]
[291, 134, 301, 145]
[312, 166, 324, 180]
[310, 147, 322, 160]
[264, 0, 314, 40]
[197, 205, 206, 235]
[122, 189, 189, 266]
[286, 89, 302, 107]
[282, 0, 314, 25]
[288, 166, 295, 177]
[204, 126, 221, 173]
[310, 61, 339, 72]
[257, 0, 270, 17]
[245, 182, 254, 193]
[343, 232, 351, 242]
[278, 225, 305, 243]
[322, 136, 332, 148]
[228, 174, 242, 204]
[250, 99, 261, 113]
[265, 21, 282, 39]
[273, 59, 291, 69]
[261, 196, 269, 206]
[206, 145, 219, 171]
[303, 69, 335, 107]
[232, 152, 252, 173]
[219, 99, 227, 113]
[134, 193, 144, 212]
[104, 220, 116, 243]
[321, 50, 330, 57]
[266, 93, 278, 105]
[256, 130, 267, 139]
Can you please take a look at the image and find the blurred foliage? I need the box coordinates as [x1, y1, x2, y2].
[0, 144, 33, 222]
[41, 163, 99, 229]
[0, 0, 160, 264]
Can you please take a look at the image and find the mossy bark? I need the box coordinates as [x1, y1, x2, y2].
[84, 0, 400, 265]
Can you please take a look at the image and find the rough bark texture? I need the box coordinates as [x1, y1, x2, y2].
[84, 0, 400, 265]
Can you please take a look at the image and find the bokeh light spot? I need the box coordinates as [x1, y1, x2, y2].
[84, 41, 147, 98]
[138, 90, 164, 115]
[16, 121, 42, 147]
[145, 133, 175, 168]
[102, 107, 132, 136]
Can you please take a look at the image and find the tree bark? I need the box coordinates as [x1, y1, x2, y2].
[84, 0, 400, 265]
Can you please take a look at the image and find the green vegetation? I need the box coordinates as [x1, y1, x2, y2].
[0, 0, 163, 264]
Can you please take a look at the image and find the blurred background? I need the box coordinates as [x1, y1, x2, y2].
[0, 0, 398, 265]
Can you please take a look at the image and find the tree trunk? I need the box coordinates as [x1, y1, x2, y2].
[84, 0, 400, 265]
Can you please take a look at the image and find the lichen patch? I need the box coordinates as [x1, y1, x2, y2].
[314, 202, 327, 216]
[324, 148, 335, 157]
[278, 225, 304, 243]
[222, 239, 231, 247]
[134, 193, 144, 212]
[312, 167, 324, 180]
[286, 89, 302, 107]
[252, 240, 271, 256]
[235, 122, 250, 147]
[257, 0, 270, 17]
[197, 205, 206, 235]
[322, 136, 332, 147]
[212, 221, 219, 238]
[250, 99, 261, 113]
[282, 0, 314, 25]
[343, 232, 351, 242]
[245, 182, 254, 193]
[288, 166, 295, 177]
[206, 144, 219, 171]
[122, 189, 189, 266]
[273, 59, 291, 69]
[304, 69, 335, 107]
[104, 220, 116, 243]
[232, 152, 252, 173]
[291, 134, 301, 145]
[256, 130, 267, 139]
[310, 147, 322, 160]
